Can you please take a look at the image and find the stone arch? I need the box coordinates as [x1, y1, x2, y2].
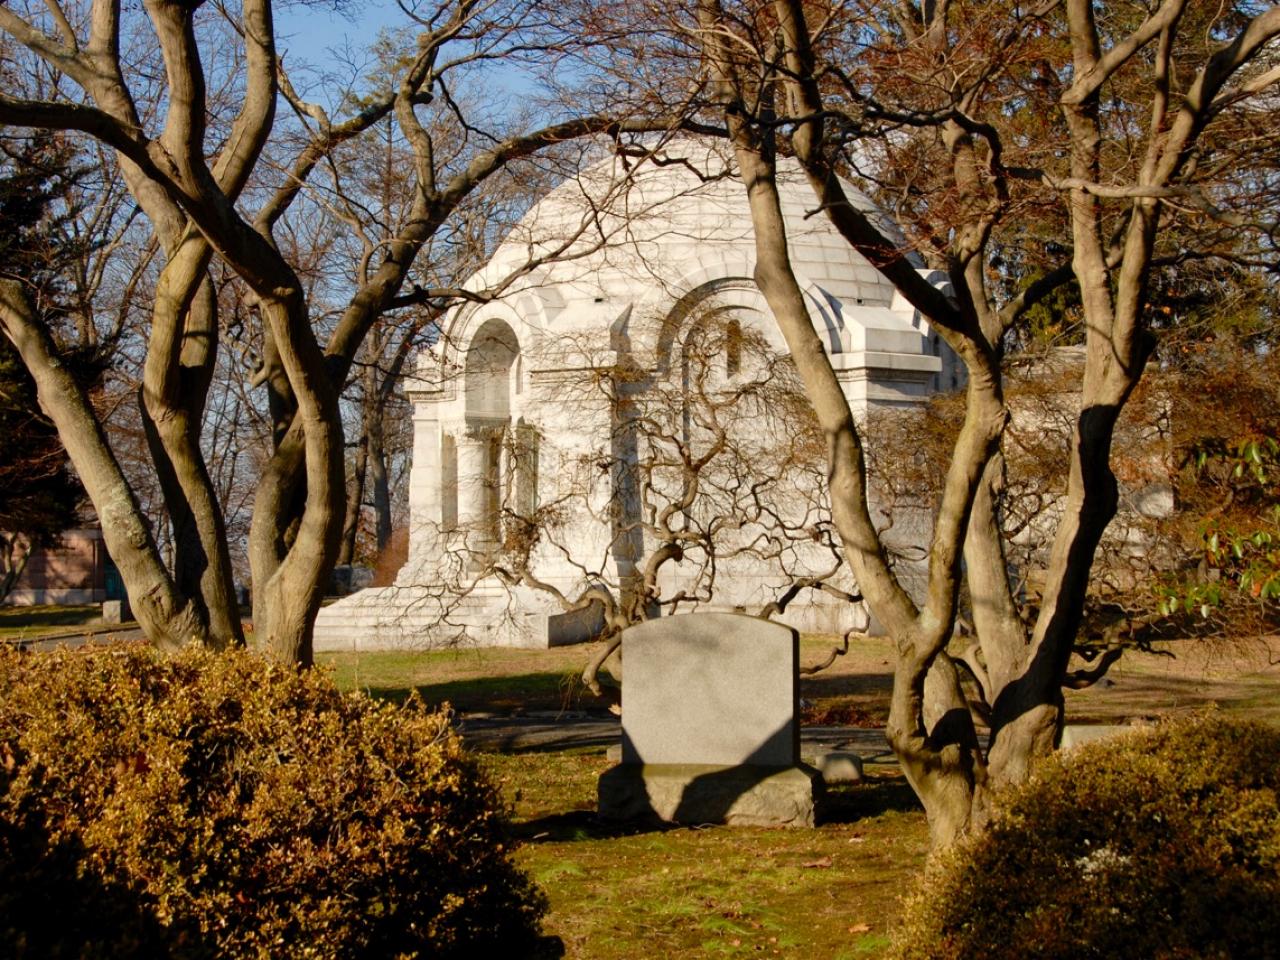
[431, 295, 528, 392]
[642, 258, 843, 371]
[465, 317, 519, 426]
[452, 317, 521, 555]
[654, 278, 772, 376]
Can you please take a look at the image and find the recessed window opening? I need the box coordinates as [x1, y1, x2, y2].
[726, 317, 743, 377]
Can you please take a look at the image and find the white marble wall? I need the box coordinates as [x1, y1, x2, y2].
[321, 138, 955, 649]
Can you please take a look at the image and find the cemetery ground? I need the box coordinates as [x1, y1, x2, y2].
[317, 633, 1280, 960]
[4, 608, 1277, 957]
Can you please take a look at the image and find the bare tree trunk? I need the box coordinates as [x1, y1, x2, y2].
[0, 0, 278, 653]
[368, 403, 393, 553]
[698, 0, 1008, 846]
[140, 239, 243, 648]
[959, 457, 1048, 812]
[141, 0, 344, 665]
[736, 130, 999, 846]
[249, 295, 345, 667]
[360, 335, 393, 556]
[0, 281, 206, 649]
[337, 433, 368, 567]
[0, 533, 32, 604]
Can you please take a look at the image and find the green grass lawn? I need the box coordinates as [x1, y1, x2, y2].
[482, 749, 929, 959]
[0, 604, 106, 641]
[1063, 633, 1280, 726]
[317, 640, 929, 958]
[317, 644, 618, 713]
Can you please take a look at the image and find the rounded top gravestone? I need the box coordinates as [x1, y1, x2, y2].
[619, 612, 800, 768]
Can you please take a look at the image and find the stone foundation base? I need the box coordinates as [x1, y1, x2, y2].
[312, 583, 605, 652]
[597, 763, 822, 828]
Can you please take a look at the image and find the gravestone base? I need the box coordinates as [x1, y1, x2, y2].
[598, 763, 822, 828]
[101, 599, 132, 624]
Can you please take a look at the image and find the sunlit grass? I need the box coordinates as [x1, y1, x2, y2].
[482, 748, 929, 960]
[318, 644, 618, 713]
[0, 604, 104, 640]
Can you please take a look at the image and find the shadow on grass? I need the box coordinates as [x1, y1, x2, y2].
[0, 605, 100, 635]
[361, 672, 580, 712]
[513, 810, 677, 844]
[510, 777, 922, 844]
[818, 777, 923, 824]
[470, 730, 620, 754]
[357, 669, 902, 720]
[799, 671, 895, 698]
[799, 674, 894, 727]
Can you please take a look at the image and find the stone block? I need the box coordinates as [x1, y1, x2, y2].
[101, 599, 132, 624]
[329, 565, 354, 596]
[618, 613, 800, 767]
[547, 601, 606, 647]
[597, 613, 819, 827]
[814, 751, 864, 785]
[349, 566, 374, 591]
[598, 763, 822, 828]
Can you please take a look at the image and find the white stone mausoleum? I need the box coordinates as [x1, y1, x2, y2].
[314, 138, 959, 652]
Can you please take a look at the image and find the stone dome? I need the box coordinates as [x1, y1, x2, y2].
[445, 136, 931, 364]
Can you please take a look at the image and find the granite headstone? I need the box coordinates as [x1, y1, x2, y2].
[597, 612, 821, 827]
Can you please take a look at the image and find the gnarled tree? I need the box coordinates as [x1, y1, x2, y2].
[684, 0, 1280, 844]
[0, 0, 679, 662]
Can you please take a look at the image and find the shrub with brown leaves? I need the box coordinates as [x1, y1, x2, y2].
[894, 714, 1280, 960]
[0, 645, 549, 959]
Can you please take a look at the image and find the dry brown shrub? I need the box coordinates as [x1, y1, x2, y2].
[0, 645, 550, 959]
[893, 713, 1280, 960]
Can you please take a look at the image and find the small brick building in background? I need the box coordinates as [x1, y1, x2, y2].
[5, 527, 124, 606]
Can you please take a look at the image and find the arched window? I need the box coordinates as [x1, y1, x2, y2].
[465, 318, 519, 424]
[462, 317, 519, 546]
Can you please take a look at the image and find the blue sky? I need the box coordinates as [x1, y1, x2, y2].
[274, 2, 400, 67]
[271, 2, 541, 108]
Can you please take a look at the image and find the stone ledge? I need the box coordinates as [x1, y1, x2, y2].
[598, 763, 823, 828]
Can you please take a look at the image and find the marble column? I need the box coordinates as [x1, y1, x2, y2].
[455, 432, 490, 537]
[404, 413, 440, 577]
